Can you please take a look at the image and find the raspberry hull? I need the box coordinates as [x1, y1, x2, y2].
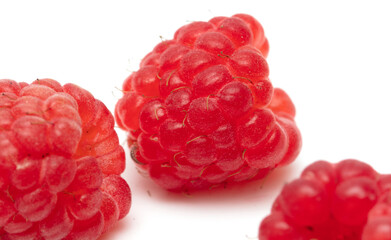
[259, 159, 391, 240]
[115, 14, 301, 191]
[0, 79, 131, 240]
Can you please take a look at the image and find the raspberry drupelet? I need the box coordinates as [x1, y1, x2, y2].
[0, 79, 131, 240]
[259, 159, 391, 240]
[115, 14, 302, 192]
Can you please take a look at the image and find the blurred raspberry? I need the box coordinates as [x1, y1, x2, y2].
[259, 159, 391, 240]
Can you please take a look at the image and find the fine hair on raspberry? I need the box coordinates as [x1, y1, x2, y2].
[115, 13, 302, 192]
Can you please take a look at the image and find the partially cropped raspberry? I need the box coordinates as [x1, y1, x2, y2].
[115, 14, 301, 192]
[259, 159, 391, 240]
[0, 79, 131, 240]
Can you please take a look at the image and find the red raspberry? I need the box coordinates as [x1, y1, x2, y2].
[115, 14, 301, 192]
[259, 159, 391, 240]
[0, 79, 131, 240]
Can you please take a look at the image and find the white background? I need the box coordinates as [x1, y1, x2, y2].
[1, 0, 391, 239]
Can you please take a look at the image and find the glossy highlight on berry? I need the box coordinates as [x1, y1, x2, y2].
[0, 79, 131, 240]
[115, 13, 302, 192]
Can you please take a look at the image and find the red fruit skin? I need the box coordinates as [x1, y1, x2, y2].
[335, 159, 378, 182]
[115, 13, 301, 191]
[187, 97, 225, 134]
[259, 159, 391, 240]
[229, 46, 269, 81]
[332, 177, 379, 226]
[115, 92, 147, 131]
[101, 175, 131, 220]
[217, 81, 254, 120]
[0, 79, 131, 240]
[100, 193, 120, 234]
[131, 65, 160, 96]
[268, 88, 296, 118]
[232, 14, 268, 56]
[301, 161, 336, 196]
[64, 212, 104, 240]
[276, 116, 302, 166]
[0, 194, 16, 227]
[279, 178, 330, 226]
[362, 217, 391, 240]
[244, 123, 288, 169]
[259, 213, 305, 240]
[39, 204, 74, 240]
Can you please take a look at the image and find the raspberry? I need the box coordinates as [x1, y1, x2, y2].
[0, 79, 131, 240]
[259, 159, 391, 240]
[115, 14, 301, 192]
